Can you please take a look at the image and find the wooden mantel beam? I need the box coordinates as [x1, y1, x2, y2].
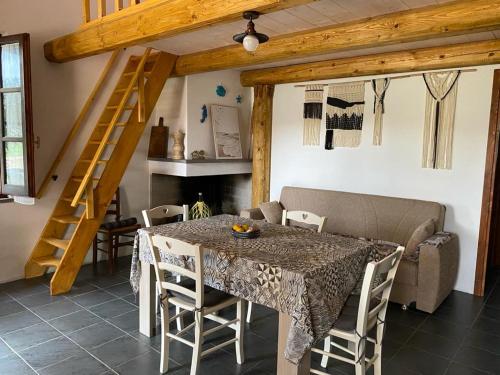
[174, 0, 500, 76]
[44, 0, 315, 63]
[240, 39, 500, 86]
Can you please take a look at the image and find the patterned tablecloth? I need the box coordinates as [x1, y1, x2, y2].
[130, 214, 372, 364]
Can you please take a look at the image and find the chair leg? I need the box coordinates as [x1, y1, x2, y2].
[246, 301, 253, 323]
[176, 306, 184, 331]
[190, 310, 203, 375]
[159, 292, 170, 374]
[92, 236, 98, 273]
[374, 343, 382, 375]
[235, 299, 245, 365]
[354, 337, 366, 375]
[321, 335, 331, 368]
[107, 232, 113, 275]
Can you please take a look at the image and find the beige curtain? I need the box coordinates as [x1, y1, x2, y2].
[372, 78, 390, 146]
[422, 71, 460, 169]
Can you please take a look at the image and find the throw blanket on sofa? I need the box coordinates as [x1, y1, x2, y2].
[303, 84, 324, 146]
[325, 82, 365, 149]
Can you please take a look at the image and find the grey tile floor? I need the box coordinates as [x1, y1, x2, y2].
[0, 258, 499, 375]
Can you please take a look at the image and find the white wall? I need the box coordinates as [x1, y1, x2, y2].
[154, 70, 252, 160]
[271, 66, 499, 294]
[185, 70, 252, 160]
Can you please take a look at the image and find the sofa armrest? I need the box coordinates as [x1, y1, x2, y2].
[240, 208, 265, 220]
[416, 232, 459, 313]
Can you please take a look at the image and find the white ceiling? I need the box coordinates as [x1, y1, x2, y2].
[147, 0, 500, 57]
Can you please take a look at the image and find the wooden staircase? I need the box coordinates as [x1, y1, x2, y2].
[25, 49, 177, 295]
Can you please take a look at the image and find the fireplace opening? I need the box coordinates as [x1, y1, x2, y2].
[151, 173, 251, 216]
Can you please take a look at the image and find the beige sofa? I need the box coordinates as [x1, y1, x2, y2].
[241, 186, 459, 314]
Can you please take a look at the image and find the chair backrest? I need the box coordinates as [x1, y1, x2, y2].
[142, 204, 189, 227]
[282, 209, 327, 233]
[106, 187, 121, 221]
[147, 234, 205, 309]
[356, 247, 404, 338]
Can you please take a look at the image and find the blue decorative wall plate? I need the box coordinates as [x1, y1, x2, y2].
[216, 84, 226, 97]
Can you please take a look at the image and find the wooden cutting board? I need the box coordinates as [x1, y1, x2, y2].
[148, 117, 169, 159]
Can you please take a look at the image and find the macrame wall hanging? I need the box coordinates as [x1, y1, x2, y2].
[303, 85, 324, 145]
[325, 82, 365, 149]
[371, 78, 390, 146]
[422, 70, 460, 169]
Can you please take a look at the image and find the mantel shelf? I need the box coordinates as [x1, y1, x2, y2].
[148, 158, 252, 177]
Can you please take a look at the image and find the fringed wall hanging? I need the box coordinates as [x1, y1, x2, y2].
[422, 71, 460, 169]
[371, 78, 390, 146]
[303, 84, 324, 145]
[325, 82, 365, 149]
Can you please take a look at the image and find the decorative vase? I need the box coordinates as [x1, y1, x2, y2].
[171, 130, 185, 160]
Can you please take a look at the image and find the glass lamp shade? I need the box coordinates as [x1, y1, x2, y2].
[243, 34, 259, 52]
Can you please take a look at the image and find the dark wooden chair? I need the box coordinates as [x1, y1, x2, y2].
[93, 187, 141, 274]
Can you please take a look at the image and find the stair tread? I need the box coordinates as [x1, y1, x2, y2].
[62, 197, 87, 205]
[51, 215, 80, 224]
[106, 105, 135, 110]
[42, 237, 70, 250]
[89, 140, 118, 145]
[71, 176, 99, 182]
[33, 256, 61, 268]
[80, 159, 108, 164]
[97, 122, 126, 127]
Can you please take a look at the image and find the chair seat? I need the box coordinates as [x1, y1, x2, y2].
[333, 295, 378, 332]
[170, 279, 236, 308]
[99, 217, 138, 231]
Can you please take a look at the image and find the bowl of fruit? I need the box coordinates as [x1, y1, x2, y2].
[231, 223, 261, 239]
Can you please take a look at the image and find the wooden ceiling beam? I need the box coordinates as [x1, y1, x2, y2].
[44, 0, 315, 63]
[239, 39, 500, 86]
[174, 0, 500, 76]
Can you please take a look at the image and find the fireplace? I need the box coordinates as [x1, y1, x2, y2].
[150, 173, 251, 215]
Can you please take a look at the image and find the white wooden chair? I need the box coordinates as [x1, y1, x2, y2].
[282, 209, 327, 233]
[311, 247, 404, 375]
[142, 204, 189, 331]
[246, 209, 327, 324]
[142, 204, 189, 227]
[147, 234, 245, 375]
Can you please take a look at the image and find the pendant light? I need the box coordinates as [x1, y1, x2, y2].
[233, 11, 269, 52]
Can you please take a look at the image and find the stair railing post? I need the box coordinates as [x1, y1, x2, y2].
[85, 180, 95, 219]
[138, 71, 145, 123]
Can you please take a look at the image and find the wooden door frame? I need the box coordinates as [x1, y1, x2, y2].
[475, 69, 500, 296]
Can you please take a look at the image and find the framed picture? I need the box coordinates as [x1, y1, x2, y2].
[211, 104, 243, 159]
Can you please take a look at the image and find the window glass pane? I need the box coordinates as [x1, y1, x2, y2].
[1, 43, 21, 89]
[2, 92, 23, 137]
[4, 141, 24, 186]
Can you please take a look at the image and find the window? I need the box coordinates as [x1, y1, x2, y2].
[0, 33, 34, 197]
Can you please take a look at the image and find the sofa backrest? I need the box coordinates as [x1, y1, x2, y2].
[279, 186, 445, 245]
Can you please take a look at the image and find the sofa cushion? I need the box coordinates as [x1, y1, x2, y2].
[405, 219, 435, 258]
[279, 186, 445, 245]
[259, 201, 283, 224]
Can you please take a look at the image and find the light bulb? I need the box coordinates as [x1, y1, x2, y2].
[243, 34, 259, 52]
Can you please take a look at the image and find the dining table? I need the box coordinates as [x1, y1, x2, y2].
[129, 214, 373, 375]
